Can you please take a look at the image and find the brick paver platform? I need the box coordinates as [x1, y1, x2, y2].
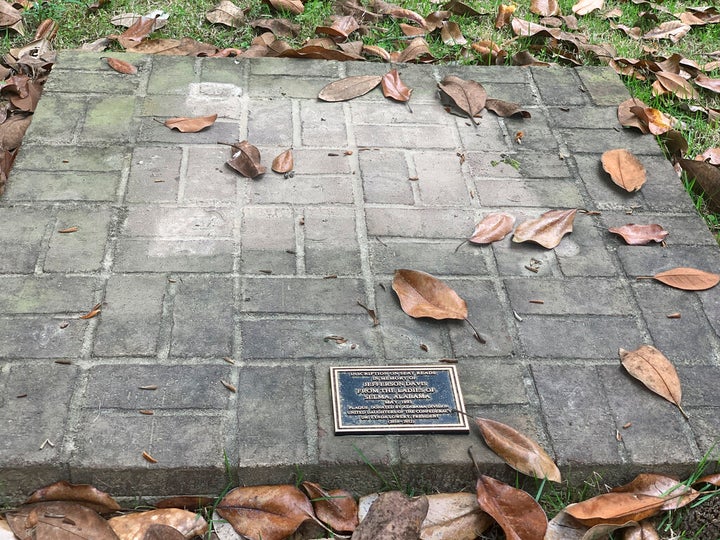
[1, 52, 719, 502]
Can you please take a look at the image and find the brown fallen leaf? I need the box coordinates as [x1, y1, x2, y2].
[216, 485, 314, 540]
[468, 212, 515, 244]
[318, 75, 382, 102]
[639, 267, 720, 291]
[109, 508, 207, 539]
[611, 473, 699, 510]
[694, 73, 720, 94]
[618, 98, 650, 133]
[0, 114, 32, 150]
[608, 224, 668, 245]
[220, 379, 236, 392]
[381, 69, 412, 102]
[695, 473, 720, 487]
[353, 491, 428, 540]
[142, 524, 186, 540]
[476, 475, 547, 540]
[622, 521, 660, 540]
[25, 481, 121, 514]
[619, 345, 688, 418]
[696, 147, 720, 165]
[106, 57, 138, 75]
[601, 149, 646, 192]
[58, 226, 79, 233]
[679, 158, 720, 212]
[271, 148, 294, 173]
[630, 106, 675, 135]
[372, 0, 427, 29]
[642, 21, 691, 42]
[484, 98, 531, 118]
[227, 140, 267, 178]
[392, 269, 467, 320]
[264, 0, 304, 15]
[494, 4, 516, 29]
[531, 0, 560, 17]
[206, 0, 246, 28]
[164, 114, 218, 133]
[565, 492, 666, 527]
[142, 450, 158, 463]
[420, 492, 492, 540]
[572, 0, 604, 16]
[440, 21, 466, 45]
[437, 75, 486, 122]
[316, 15, 359, 41]
[6, 502, 119, 540]
[118, 14, 158, 48]
[474, 417, 561, 482]
[80, 304, 102, 319]
[512, 209, 577, 249]
[654, 71, 699, 100]
[301, 481, 358, 532]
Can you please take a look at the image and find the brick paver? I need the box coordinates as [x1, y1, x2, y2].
[0, 52, 718, 501]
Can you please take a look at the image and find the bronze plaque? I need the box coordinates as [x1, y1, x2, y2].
[330, 366, 469, 434]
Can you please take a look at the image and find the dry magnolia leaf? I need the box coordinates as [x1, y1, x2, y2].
[629, 106, 675, 135]
[643, 267, 720, 291]
[476, 475, 547, 540]
[468, 212, 515, 244]
[105, 57, 137, 74]
[301, 481, 358, 532]
[271, 149, 294, 173]
[392, 269, 467, 320]
[216, 485, 312, 540]
[565, 492, 665, 527]
[696, 147, 720, 165]
[611, 473, 699, 511]
[316, 15, 359, 40]
[264, 0, 304, 15]
[618, 98, 650, 133]
[531, 0, 560, 17]
[353, 491, 428, 540]
[572, 0, 604, 16]
[679, 158, 720, 213]
[420, 493, 492, 540]
[206, 0, 246, 28]
[6, 502, 119, 540]
[227, 140, 266, 178]
[608, 224, 668, 245]
[109, 508, 207, 539]
[484, 98, 531, 118]
[318, 75, 382, 101]
[0, 114, 32, 150]
[694, 74, 720, 94]
[622, 521, 660, 540]
[513, 208, 577, 249]
[619, 345, 688, 418]
[440, 21, 466, 45]
[25, 481, 121, 514]
[654, 71, 698, 100]
[475, 417, 561, 482]
[494, 3, 516, 29]
[164, 114, 218, 133]
[642, 21, 691, 42]
[601, 149, 646, 192]
[437, 75, 486, 121]
[381, 68, 412, 102]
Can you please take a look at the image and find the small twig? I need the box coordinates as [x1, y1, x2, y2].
[404, 100, 413, 114]
[454, 239, 468, 253]
[464, 318, 486, 344]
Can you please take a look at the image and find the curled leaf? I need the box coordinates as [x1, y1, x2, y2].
[474, 417, 561, 482]
[485, 98, 531, 118]
[25, 481, 121, 514]
[301, 481, 358, 532]
[271, 149, 294, 173]
[421, 492, 493, 540]
[476, 475, 547, 540]
[7, 502, 119, 540]
[392, 269, 467, 320]
[513, 209, 577, 249]
[565, 492, 665, 527]
[468, 213, 515, 244]
[611, 473, 699, 510]
[678, 158, 720, 213]
[601, 149, 646, 192]
[381, 69, 412, 102]
[318, 75, 382, 102]
[438, 75, 486, 120]
[108, 508, 207, 539]
[619, 345, 687, 418]
[572, 0, 604, 16]
[206, 0, 246, 28]
[608, 224, 668, 245]
[164, 114, 218, 133]
[353, 491, 427, 540]
[531, 0, 560, 17]
[227, 140, 266, 178]
[494, 4, 516, 29]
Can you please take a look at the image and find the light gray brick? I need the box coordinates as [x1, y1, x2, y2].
[301, 101, 347, 147]
[358, 149, 414, 204]
[455, 114, 510, 152]
[171, 275, 233, 357]
[0, 317, 86, 358]
[0, 207, 51, 272]
[349, 101, 453, 126]
[45, 208, 112, 272]
[126, 146, 182, 203]
[242, 277, 365, 314]
[247, 174, 353, 205]
[531, 67, 587, 106]
[354, 124, 457, 149]
[366, 207, 479, 238]
[94, 274, 166, 356]
[561, 129, 664, 155]
[240, 205, 296, 274]
[247, 100, 293, 146]
[414, 152, 470, 205]
[138, 118, 239, 144]
[240, 317, 375, 359]
[123, 206, 233, 238]
[80, 96, 137, 143]
[113, 238, 234, 272]
[147, 56, 199, 94]
[616, 245, 720, 277]
[249, 75, 336, 98]
[5, 171, 120, 202]
[474, 178, 584, 208]
[185, 146, 239, 202]
[0, 275, 100, 314]
[576, 67, 630, 106]
[304, 207, 360, 275]
[369, 239, 488, 276]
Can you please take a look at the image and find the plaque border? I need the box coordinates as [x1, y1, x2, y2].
[330, 365, 470, 435]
